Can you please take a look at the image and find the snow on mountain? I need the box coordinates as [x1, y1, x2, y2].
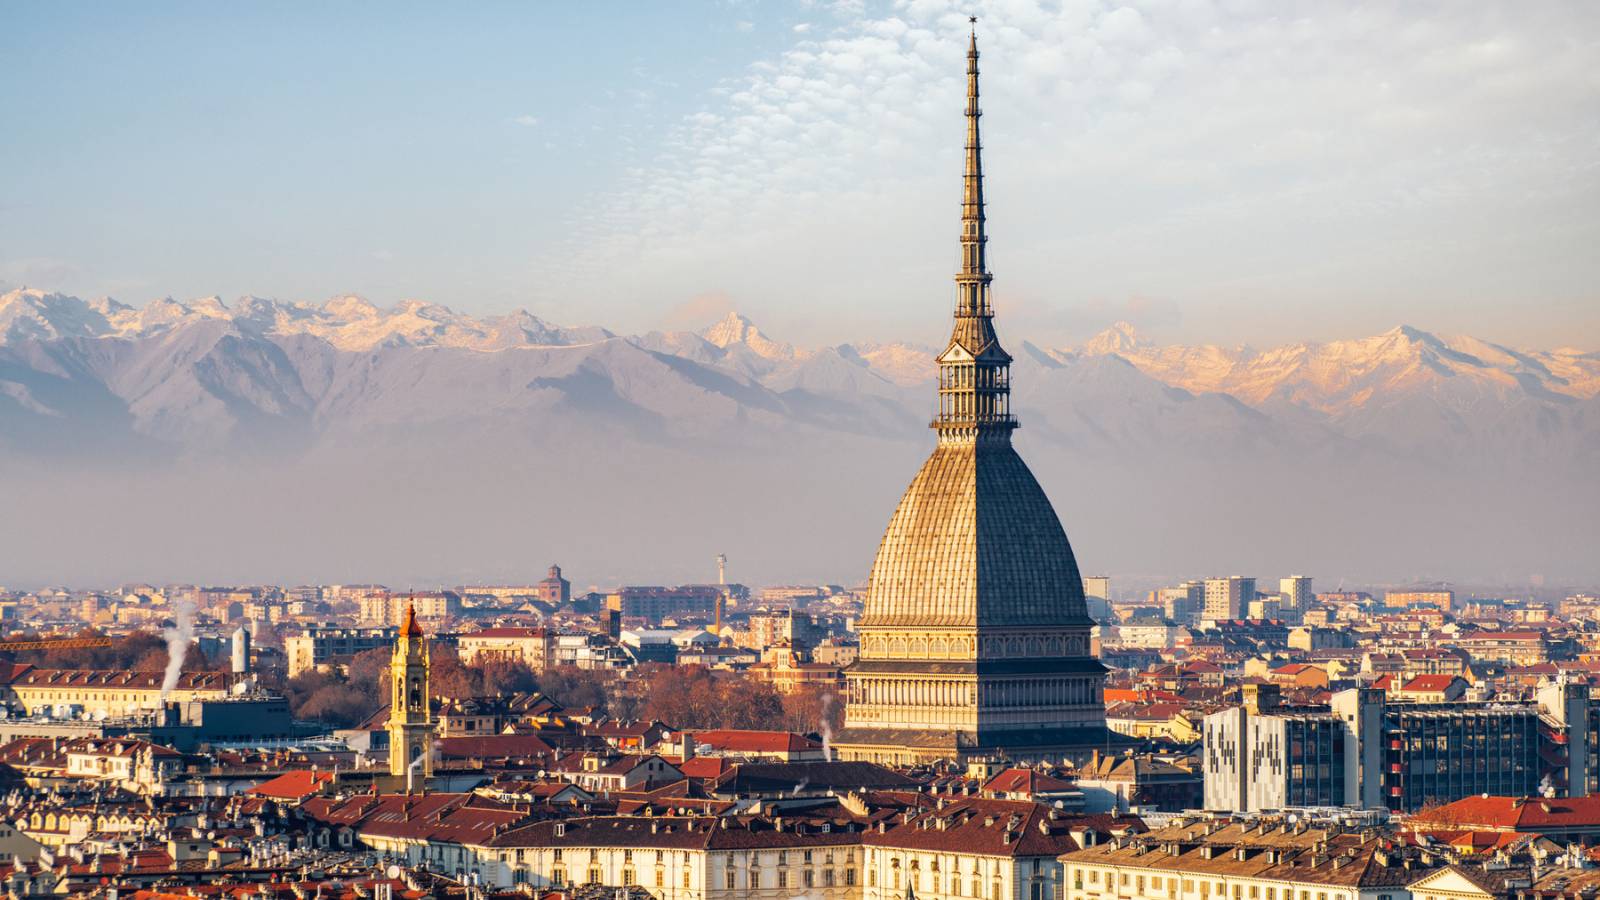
[1082, 321, 1149, 358]
[0, 290, 614, 353]
[850, 341, 940, 386]
[2, 289, 1594, 460]
[1075, 322, 1600, 415]
[701, 311, 800, 361]
[0, 289, 118, 342]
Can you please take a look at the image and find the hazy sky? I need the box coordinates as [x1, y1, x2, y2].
[4, 1, 1598, 349]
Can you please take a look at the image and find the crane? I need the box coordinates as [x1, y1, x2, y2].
[0, 636, 116, 652]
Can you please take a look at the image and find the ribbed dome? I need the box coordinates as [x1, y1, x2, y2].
[860, 440, 1090, 629]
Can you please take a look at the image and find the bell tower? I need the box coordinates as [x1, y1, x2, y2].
[387, 603, 436, 782]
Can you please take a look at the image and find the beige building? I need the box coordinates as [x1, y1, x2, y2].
[0, 667, 240, 718]
[457, 627, 554, 670]
[1061, 818, 1426, 900]
[1387, 590, 1454, 612]
[362, 590, 461, 625]
[1279, 576, 1313, 613]
[286, 625, 398, 677]
[1203, 577, 1257, 622]
[863, 798, 1083, 900]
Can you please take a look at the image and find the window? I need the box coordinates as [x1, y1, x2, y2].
[551, 868, 565, 887]
[621, 868, 635, 886]
[683, 869, 691, 888]
[587, 868, 600, 884]
[804, 870, 815, 888]
[847, 869, 857, 886]
[725, 871, 737, 890]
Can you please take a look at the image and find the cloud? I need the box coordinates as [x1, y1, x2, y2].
[507, 114, 540, 127]
[793, 23, 811, 34]
[735, 20, 755, 33]
[530, 1, 1600, 346]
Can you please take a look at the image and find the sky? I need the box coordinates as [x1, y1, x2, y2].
[3, 1, 1598, 350]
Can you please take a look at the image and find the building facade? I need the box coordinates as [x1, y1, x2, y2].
[1203, 578, 1257, 623]
[457, 627, 553, 670]
[285, 626, 398, 677]
[1203, 682, 1594, 813]
[607, 587, 723, 623]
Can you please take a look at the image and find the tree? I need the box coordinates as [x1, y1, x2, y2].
[298, 683, 377, 727]
[347, 647, 391, 698]
[481, 659, 538, 696]
[781, 685, 844, 735]
[429, 645, 479, 700]
[537, 666, 614, 712]
[641, 665, 722, 729]
[719, 678, 786, 731]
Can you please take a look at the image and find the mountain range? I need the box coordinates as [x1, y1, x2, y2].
[2, 288, 1596, 588]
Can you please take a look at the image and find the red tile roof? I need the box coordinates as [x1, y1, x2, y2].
[984, 767, 1075, 795]
[687, 730, 821, 753]
[246, 769, 335, 801]
[1400, 674, 1463, 692]
[1409, 795, 1600, 831]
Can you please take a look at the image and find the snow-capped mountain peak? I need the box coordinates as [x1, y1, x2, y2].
[1082, 320, 1149, 357]
[701, 311, 796, 361]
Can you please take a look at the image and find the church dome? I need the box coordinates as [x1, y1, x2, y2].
[860, 441, 1090, 629]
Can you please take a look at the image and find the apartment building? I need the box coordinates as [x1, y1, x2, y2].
[286, 626, 399, 677]
[1202, 681, 1595, 813]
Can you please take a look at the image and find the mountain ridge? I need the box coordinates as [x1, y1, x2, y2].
[2, 288, 1595, 585]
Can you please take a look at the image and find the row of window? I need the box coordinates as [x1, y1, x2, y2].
[1069, 866, 1363, 900]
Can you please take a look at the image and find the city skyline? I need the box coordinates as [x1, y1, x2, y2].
[4, 2, 1598, 350]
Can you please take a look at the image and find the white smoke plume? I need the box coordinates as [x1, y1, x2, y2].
[160, 599, 196, 701]
[819, 692, 834, 763]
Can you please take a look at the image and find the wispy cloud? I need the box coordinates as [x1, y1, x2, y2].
[532, 1, 1600, 346]
[507, 114, 540, 127]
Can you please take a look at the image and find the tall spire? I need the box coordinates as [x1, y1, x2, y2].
[935, 21, 1015, 442]
[958, 18, 989, 310]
